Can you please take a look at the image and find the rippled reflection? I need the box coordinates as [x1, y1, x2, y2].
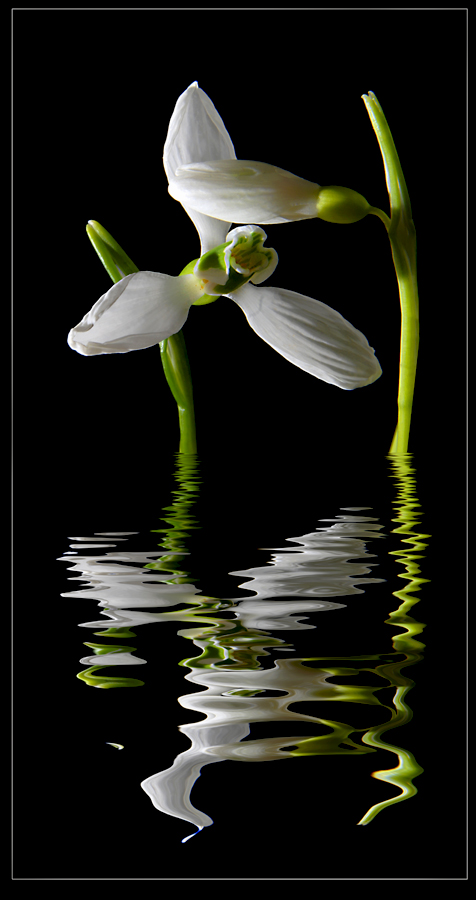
[356, 453, 430, 824]
[58, 451, 430, 840]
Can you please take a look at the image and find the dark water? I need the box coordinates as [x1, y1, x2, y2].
[15, 449, 466, 880]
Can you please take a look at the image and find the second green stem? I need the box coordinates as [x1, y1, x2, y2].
[363, 93, 419, 455]
[86, 220, 197, 454]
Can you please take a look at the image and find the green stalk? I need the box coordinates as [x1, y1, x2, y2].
[386, 230, 418, 454]
[86, 221, 197, 454]
[362, 93, 419, 454]
[160, 331, 197, 454]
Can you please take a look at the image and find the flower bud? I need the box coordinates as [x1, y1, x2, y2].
[316, 186, 371, 224]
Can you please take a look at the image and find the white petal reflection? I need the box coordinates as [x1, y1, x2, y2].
[141, 653, 372, 838]
[141, 722, 249, 839]
[67, 535, 131, 541]
[59, 513, 387, 839]
[79, 651, 147, 666]
[67, 544, 117, 549]
[60, 550, 201, 629]
[140, 513, 387, 835]
[232, 599, 344, 631]
[229, 514, 386, 630]
[58, 549, 188, 575]
[62, 582, 201, 609]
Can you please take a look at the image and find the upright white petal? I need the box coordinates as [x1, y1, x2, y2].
[169, 159, 321, 226]
[163, 82, 236, 183]
[68, 272, 202, 356]
[163, 82, 236, 254]
[228, 283, 382, 390]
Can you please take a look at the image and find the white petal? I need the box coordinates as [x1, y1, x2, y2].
[68, 272, 201, 356]
[228, 283, 382, 390]
[163, 82, 236, 182]
[163, 82, 236, 253]
[169, 159, 321, 226]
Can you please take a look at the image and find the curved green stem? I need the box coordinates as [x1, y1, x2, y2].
[368, 206, 391, 230]
[387, 226, 419, 453]
[86, 220, 197, 454]
[362, 94, 419, 454]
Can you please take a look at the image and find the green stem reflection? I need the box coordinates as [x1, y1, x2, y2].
[148, 451, 202, 574]
[357, 453, 430, 824]
[77, 666, 145, 689]
[76, 453, 202, 688]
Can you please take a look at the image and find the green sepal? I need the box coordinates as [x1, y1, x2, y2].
[86, 220, 139, 284]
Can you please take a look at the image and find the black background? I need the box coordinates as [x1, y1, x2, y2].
[13, 8, 467, 881]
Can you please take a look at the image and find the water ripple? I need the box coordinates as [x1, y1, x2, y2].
[58, 453, 429, 838]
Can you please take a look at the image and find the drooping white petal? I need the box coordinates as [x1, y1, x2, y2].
[169, 159, 321, 226]
[68, 272, 202, 356]
[227, 283, 382, 389]
[163, 82, 236, 254]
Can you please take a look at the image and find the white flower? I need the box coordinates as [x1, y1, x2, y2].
[165, 83, 371, 227]
[164, 83, 320, 229]
[165, 83, 320, 227]
[68, 84, 382, 390]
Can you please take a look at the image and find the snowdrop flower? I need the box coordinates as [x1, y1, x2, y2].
[166, 83, 373, 228]
[68, 223, 381, 390]
[68, 83, 381, 391]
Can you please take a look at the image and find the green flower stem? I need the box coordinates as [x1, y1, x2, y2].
[362, 93, 419, 454]
[387, 235, 418, 455]
[86, 221, 197, 454]
[160, 332, 197, 454]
